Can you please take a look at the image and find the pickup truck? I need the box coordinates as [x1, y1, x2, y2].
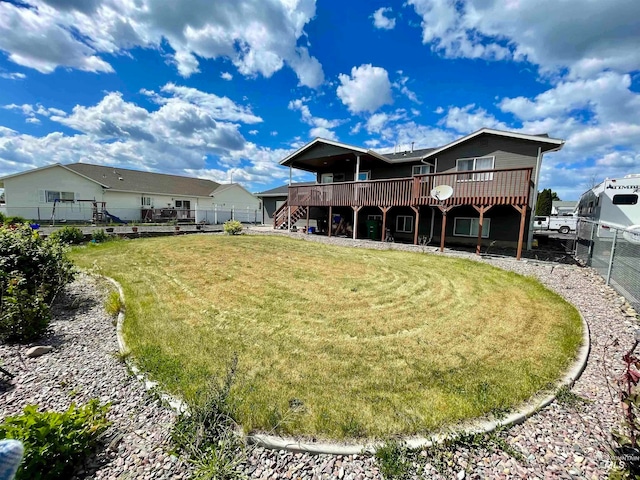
[533, 215, 577, 234]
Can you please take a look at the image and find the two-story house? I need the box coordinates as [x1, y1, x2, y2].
[274, 128, 564, 259]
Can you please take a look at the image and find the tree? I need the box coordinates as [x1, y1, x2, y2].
[536, 189, 553, 216]
[551, 191, 561, 201]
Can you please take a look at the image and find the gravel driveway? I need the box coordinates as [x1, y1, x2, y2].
[1, 230, 637, 479]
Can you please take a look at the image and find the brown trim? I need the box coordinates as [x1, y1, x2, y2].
[472, 205, 493, 255]
[512, 204, 527, 260]
[410, 206, 420, 245]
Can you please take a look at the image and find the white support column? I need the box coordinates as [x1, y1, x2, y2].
[353, 208, 359, 240]
[355, 155, 361, 181]
[214, 204, 218, 225]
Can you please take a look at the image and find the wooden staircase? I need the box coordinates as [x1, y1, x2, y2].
[274, 201, 308, 229]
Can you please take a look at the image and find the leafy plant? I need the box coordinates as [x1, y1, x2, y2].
[172, 355, 247, 479]
[610, 336, 640, 478]
[0, 211, 5, 224]
[104, 290, 123, 318]
[223, 220, 243, 235]
[4, 216, 28, 226]
[0, 224, 76, 342]
[49, 226, 85, 245]
[0, 399, 110, 480]
[91, 229, 108, 243]
[376, 440, 413, 480]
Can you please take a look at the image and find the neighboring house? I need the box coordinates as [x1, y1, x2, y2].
[277, 128, 565, 259]
[0, 163, 260, 224]
[552, 200, 578, 216]
[255, 182, 315, 225]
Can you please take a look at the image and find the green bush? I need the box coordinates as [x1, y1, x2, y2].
[223, 220, 243, 235]
[5, 216, 28, 225]
[0, 400, 110, 480]
[91, 229, 108, 243]
[49, 226, 85, 245]
[0, 211, 5, 224]
[0, 224, 75, 342]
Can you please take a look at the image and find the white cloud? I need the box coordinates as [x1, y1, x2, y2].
[440, 104, 507, 133]
[288, 97, 344, 139]
[407, 0, 640, 78]
[372, 7, 396, 30]
[309, 126, 337, 140]
[248, 130, 258, 135]
[337, 64, 393, 114]
[0, 86, 292, 191]
[220, 72, 233, 81]
[393, 75, 420, 104]
[0, 0, 324, 87]
[0, 72, 26, 80]
[270, 131, 278, 136]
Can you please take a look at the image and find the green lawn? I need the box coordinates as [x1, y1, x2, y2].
[70, 235, 582, 439]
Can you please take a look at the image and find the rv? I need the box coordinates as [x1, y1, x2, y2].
[577, 174, 640, 237]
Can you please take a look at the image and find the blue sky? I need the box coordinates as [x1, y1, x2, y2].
[0, 0, 639, 200]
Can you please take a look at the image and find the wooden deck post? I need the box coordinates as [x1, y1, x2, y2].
[472, 205, 492, 255]
[380, 206, 390, 241]
[411, 206, 420, 245]
[513, 204, 527, 260]
[328, 206, 332, 237]
[439, 206, 449, 252]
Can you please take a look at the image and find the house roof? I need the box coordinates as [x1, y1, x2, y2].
[255, 182, 315, 197]
[279, 138, 391, 170]
[0, 162, 223, 196]
[552, 201, 578, 207]
[420, 128, 564, 160]
[381, 147, 437, 163]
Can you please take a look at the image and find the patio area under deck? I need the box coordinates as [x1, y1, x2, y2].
[282, 166, 533, 259]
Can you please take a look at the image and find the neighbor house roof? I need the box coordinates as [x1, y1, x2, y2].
[255, 182, 315, 197]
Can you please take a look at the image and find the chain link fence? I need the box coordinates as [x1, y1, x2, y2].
[575, 218, 640, 311]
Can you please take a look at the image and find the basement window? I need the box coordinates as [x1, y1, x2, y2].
[454, 217, 491, 238]
[396, 215, 413, 233]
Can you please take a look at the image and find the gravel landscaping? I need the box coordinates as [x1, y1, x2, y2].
[1, 229, 638, 479]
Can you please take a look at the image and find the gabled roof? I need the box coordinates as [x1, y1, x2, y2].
[67, 163, 221, 197]
[381, 147, 437, 163]
[255, 182, 315, 197]
[420, 128, 564, 160]
[0, 163, 110, 188]
[280, 138, 390, 166]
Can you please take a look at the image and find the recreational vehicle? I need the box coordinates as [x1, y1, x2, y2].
[577, 174, 640, 237]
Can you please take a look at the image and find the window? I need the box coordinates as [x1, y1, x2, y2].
[456, 156, 494, 181]
[613, 194, 638, 205]
[454, 217, 491, 238]
[39, 190, 75, 203]
[141, 196, 152, 207]
[396, 215, 413, 233]
[357, 170, 371, 181]
[367, 214, 382, 221]
[175, 200, 191, 209]
[412, 164, 433, 176]
[320, 173, 333, 183]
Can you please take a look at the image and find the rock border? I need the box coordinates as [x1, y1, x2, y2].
[100, 256, 591, 456]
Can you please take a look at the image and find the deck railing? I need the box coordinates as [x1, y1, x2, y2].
[288, 167, 533, 208]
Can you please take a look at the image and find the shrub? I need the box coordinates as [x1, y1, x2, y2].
[0, 224, 75, 342]
[49, 226, 85, 245]
[0, 400, 110, 480]
[172, 355, 246, 479]
[223, 220, 243, 235]
[5, 216, 28, 225]
[91, 229, 108, 243]
[0, 211, 5, 224]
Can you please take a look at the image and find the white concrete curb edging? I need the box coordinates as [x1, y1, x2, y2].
[102, 274, 591, 456]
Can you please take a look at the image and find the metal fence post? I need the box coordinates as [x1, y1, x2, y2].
[588, 222, 596, 261]
[606, 228, 618, 285]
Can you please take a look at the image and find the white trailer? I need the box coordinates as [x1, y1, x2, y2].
[577, 174, 640, 237]
[533, 215, 577, 234]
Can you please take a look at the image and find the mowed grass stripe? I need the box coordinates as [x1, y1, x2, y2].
[70, 235, 582, 439]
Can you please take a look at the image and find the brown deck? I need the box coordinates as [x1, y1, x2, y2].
[287, 167, 532, 208]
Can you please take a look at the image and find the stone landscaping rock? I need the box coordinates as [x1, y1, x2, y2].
[25, 345, 53, 358]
